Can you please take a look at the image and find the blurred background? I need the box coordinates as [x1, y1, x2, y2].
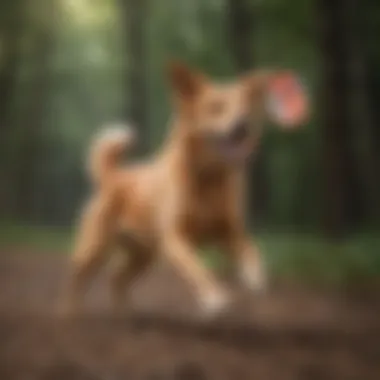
[0, 0, 379, 284]
[1, 2, 380, 379]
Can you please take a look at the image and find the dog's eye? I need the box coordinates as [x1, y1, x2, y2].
[206, 100, 225, 116]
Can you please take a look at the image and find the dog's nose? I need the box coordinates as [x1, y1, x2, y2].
[229, 120, 249, 143]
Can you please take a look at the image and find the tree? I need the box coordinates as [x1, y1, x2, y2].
[225, 0, 268, 226]
[11, 0, 58, 220]
[0, 0, 26, 216]
[315, 0, 355, 239]
[344, 0, 380, 224]
[118, 0, 149, 154]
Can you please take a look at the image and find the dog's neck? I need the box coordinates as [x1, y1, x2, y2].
[164, 115, 232, 186]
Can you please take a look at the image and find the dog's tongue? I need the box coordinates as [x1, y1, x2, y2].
[222, 143, 249, 163]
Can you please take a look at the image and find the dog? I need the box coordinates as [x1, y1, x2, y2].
[61, 60, 308, 317]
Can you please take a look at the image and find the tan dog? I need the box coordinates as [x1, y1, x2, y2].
[61, 61, 308, 317]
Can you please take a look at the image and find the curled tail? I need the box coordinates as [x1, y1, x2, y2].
[87, 123, 135, 185]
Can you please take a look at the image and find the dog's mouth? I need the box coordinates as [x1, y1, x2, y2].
[220, 138, 252, 163]
[218, 122, 254, 163]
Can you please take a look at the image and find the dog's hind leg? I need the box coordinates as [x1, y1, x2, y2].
[109, 234, 154, 314]
[59, 195, 116, 316]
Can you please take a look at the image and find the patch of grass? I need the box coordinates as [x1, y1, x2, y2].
[260, 232, 380, 285]
[204, 232, 380, 286]
[0, 222, 379, 285]
[0, 222, 73, 253]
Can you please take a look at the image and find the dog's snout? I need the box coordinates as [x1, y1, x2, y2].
[229, 120, 249, 143]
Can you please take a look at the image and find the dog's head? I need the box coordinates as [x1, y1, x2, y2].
[167, 60, 309, 163]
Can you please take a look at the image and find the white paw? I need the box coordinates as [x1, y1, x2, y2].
[239, 257, 268, 293]
[198, 288, 231, 319]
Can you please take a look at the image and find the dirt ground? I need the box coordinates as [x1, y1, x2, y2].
[0, 251, 379, 380]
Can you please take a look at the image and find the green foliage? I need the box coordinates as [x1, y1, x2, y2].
[0, 0, 378, 235]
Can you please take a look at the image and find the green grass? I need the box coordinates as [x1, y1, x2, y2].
[0, 222, 73, 253]
[205, 232, 380, 286]
[0, 222, 379, 286]
[258, 232, 380, 286]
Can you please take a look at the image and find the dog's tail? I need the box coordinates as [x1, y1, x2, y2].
[87, 123, 135, 186]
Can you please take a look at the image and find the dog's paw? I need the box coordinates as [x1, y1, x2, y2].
[198, 288, 232, 319]
[239, 258, 268, 294]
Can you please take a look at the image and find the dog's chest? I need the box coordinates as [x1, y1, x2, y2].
[180, 180, 232, 243]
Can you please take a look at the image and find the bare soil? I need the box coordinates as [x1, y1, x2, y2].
[0, 252, 379, 380]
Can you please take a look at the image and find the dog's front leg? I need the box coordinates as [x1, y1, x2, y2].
[162, 232, 231, 317]
[223, 233, 267, 293]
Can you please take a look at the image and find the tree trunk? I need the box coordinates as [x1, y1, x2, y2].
[225, 0, 268, 228]
[0, 39, 19, 216]
[0, 0, 22, 129]
[344, 0, 380, 224]
[12, 1, 57, 221]
[0, 35, 18, 133]
[0, 1, 26, 216]
[315, 0, 355, 239]
[119, 0, 148, 154]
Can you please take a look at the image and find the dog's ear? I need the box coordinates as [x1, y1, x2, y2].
[243, 70, 309, 129]
[167, 60, 207, 99]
